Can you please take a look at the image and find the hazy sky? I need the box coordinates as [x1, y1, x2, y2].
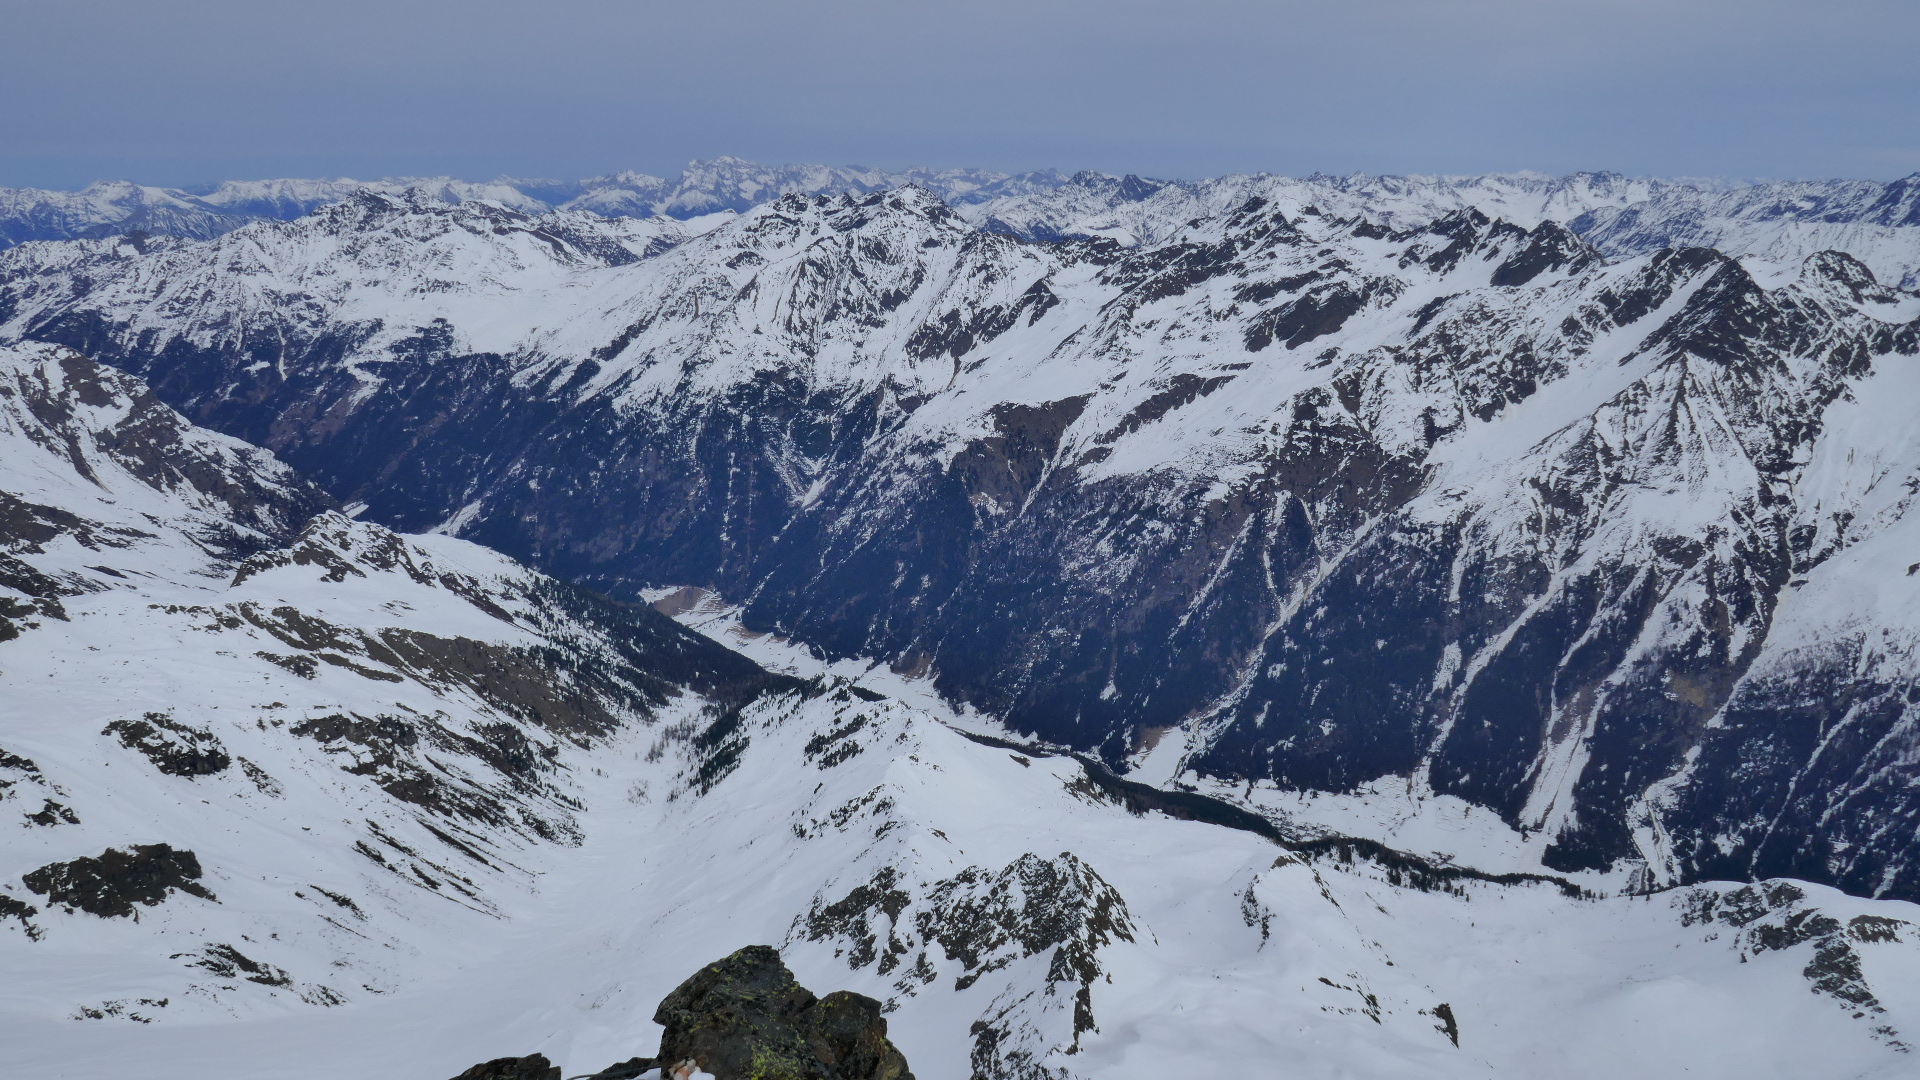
[3, 0, 1917, 188]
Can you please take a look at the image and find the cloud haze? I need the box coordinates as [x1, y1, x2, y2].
[3, 0, 1916, 187]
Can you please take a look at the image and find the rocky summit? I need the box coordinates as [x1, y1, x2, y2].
[1, 163, 1919, 1080]
[447, 947, 911, 1080]
[652, 946, 911, 1080]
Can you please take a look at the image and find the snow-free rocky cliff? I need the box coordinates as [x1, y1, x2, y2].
[2, 343, 1919, 1080]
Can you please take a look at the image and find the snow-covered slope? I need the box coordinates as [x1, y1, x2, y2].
[0, 340, 779, 1027]
[0, 181, 241, 249]
[4, 182, 1920, 912]
[0, 340, 332, 610]
[10, 594, 1920, 1080]
[0, 191, 700, 400]
[4, 335, 1920, 1080]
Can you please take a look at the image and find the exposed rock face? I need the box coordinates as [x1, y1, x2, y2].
[103, 712, 232, 777]
[22, 844, 215, 918]
[654, 945, 912, 1080]
[578, 1058, 658, 1080]
[798, 852, 1136, 1075]
[1678, 880, 1914, 1050]
[447, 1054, 561, 1080]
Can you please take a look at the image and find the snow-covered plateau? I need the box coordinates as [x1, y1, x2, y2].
[1, 157, 1919, 1079]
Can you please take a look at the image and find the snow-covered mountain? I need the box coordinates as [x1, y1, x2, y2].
[955, 169, 1676, 244]
[1569, 174, 1920, 289]
[5, 173, 1920, 926]
[955, 170, 1920, 288]
[0, 177, 546, 250]
[547, 159, 1068, 220]
[0, 160, 1060, 250]
[4, 340, 1918, 1080]
[9, 160, 1919, 286]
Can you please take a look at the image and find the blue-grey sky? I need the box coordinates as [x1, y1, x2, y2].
[3, 0, 1917, 188]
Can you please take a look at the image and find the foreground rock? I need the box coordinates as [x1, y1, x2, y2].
[652, 946, 911, 1080]
[449, 1055, 559, 1080]
[448, 947, 911, 1080]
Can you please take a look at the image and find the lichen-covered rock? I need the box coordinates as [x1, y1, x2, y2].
[446, 1053, 560, 1080]
[654, 945, 912, 1080]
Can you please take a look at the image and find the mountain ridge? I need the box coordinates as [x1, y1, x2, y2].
[3, 318, 1920, 1079]
[7, 159, 1918, 286]
[5, 182, 1917, 909]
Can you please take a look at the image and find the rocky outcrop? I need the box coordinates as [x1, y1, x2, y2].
[797, 852, 1135, 1072]
[652, 945, 912, 1080]
[577, 1058, 658, 1080]
[445, 947, 912, 1080]
[22, 844, 215, 918]
[102, 712, 232, 777]
[1678, 881, 1913, 1049]
[447, 1055, 560, 1080]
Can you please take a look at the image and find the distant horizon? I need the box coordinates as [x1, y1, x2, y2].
[6, 159, 1917, 197]
[8, 0, 1917, 190]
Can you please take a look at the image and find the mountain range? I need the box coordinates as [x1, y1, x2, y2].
[3, 159, 1920, 1079]
[6, 158, 1918, 287]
